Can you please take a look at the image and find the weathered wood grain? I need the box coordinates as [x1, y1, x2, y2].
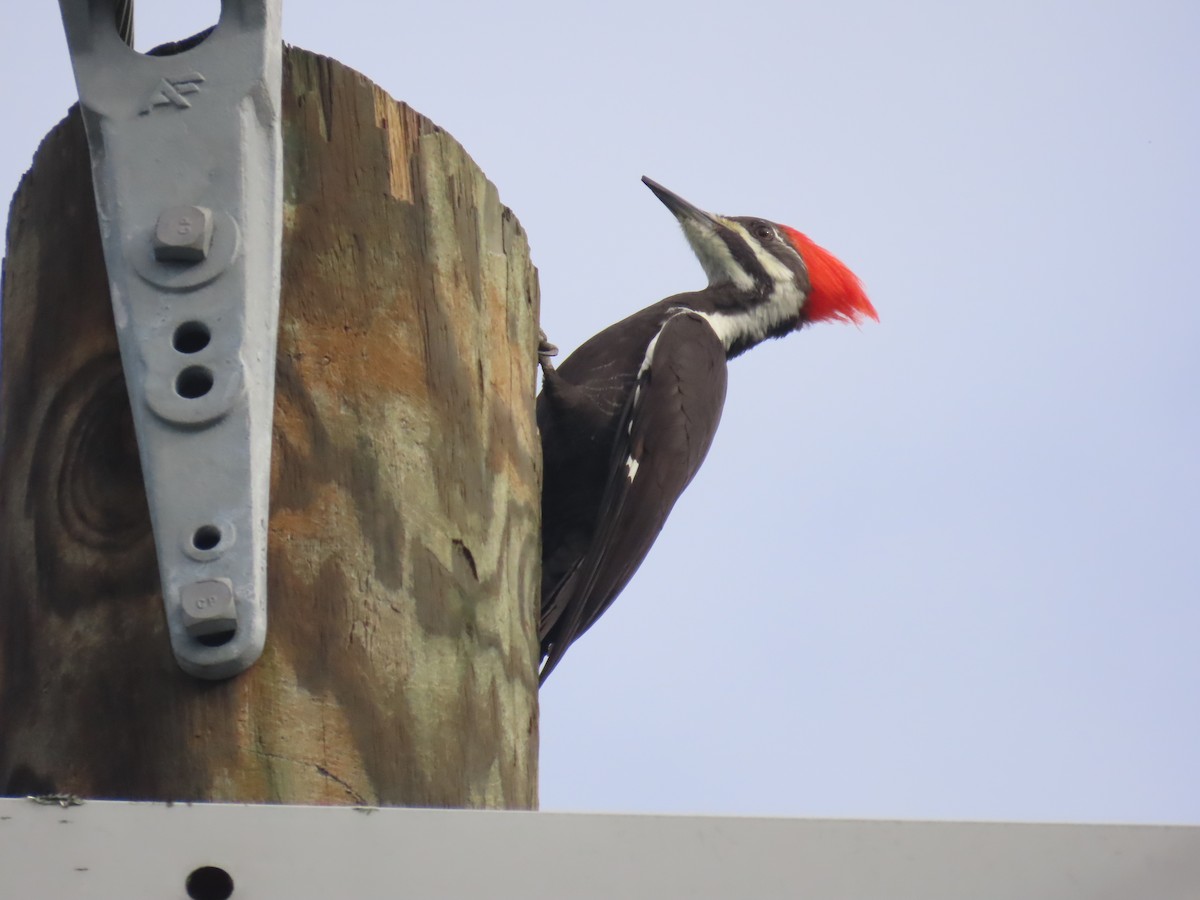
[0, 46, 540, 809]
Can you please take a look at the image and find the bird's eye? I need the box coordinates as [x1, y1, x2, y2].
[754, 224, 775, 241]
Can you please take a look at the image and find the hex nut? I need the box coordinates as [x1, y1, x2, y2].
[154, 205, 214, 263]
[180, 579, 236, 637]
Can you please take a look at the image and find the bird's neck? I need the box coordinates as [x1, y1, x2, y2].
[672, 280, 805, 359]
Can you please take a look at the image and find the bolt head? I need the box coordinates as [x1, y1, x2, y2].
[180, 579, 237, 637]
[154, 205, 214, 263]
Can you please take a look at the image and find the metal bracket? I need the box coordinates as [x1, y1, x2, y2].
[58, 0, 283, 679]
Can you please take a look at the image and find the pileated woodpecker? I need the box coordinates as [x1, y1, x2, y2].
[537, 177, 876, 683]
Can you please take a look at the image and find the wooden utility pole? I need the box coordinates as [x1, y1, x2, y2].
[0, 47, 541, 809]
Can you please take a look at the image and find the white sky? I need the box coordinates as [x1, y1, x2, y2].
[2, 1, 1197, 824]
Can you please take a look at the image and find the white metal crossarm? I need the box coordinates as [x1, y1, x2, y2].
[0, 798, 1197, 899]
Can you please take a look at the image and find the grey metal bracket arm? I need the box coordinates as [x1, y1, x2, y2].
[57, 0, 284, 679]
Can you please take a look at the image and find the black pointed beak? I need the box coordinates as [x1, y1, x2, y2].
[641, 177, 722, 230]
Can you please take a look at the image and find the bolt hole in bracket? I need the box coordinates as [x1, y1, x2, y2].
[58, 0, 283, 679]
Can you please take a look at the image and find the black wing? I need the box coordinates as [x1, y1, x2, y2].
[539, 311, 728, 682]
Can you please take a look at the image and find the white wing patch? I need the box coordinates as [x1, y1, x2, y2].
[625, 310, 711, 484]
[632, 309, 685, 411]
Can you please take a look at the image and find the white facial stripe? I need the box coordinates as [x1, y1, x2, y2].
[725, 221, 798, 290]
[696, 280, 806, 352]
[625, 455, 639, 481]
[681, 218, 757, 291]
[686, 221, 807, 351]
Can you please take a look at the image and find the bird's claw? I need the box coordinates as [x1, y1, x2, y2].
[538, 328, 558, 360]
[538, 328, 559, 376]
